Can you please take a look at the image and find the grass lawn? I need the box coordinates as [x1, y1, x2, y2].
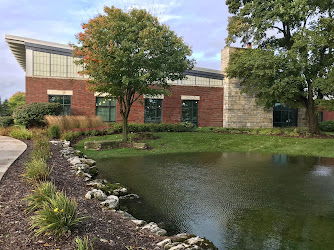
[75, 132, 334, 160]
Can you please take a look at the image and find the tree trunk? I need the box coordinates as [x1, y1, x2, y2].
[306, 99, 320, 134]
[122, 114, 129, 142]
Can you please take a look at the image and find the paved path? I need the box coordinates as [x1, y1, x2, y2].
[0, 136, 27, 181]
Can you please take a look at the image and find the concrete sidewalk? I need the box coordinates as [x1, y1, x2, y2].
[0, 136, 27, 181]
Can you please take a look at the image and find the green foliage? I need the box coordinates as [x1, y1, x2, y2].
[23, 158, 52, 183]
[76, 236, 93, 250]
[9, 127, 33, 140]
[319, 120, 334, 132]
[8, 91, 25, 112]
[24, 182, 57, 214]
[113, 122, 196, 133]
[0, 98, 11, 116]
[61, 131, 82, 142]
[225, 0, 334, 134]
[13, 102, 62, 127]
[0, 116, 14, 127]
[73, 6, 194, 141]
[48, 125, 61, 139]
[31, 136, 51, 162]
[29, 191, 85, 237]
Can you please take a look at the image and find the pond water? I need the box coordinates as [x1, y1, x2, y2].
[96, 152, 334, 249]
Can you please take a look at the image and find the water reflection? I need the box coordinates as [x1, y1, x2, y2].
[97, 152, 334, 249]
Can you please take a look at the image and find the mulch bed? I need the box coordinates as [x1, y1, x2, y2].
[0, 141, 162, 250]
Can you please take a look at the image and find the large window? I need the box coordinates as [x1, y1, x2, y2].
[182, 100, 198, 126]
[273, 103, 298, 127]
[96, 97, 116, 122]
[49, 95, 71, 115]
[144, 99, 162, 123]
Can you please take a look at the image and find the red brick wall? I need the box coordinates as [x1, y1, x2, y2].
[323, 111, 334, 121]
[26, 77, 224, 127]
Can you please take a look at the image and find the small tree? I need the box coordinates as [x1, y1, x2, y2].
[0, 98, 11, 116]
[225, 0, 334, 134]
[73, 6, 194, 141]
[8, 92, 26, 113]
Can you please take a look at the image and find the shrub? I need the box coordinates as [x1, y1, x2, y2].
[13, 102, 62, 127]
[23, 158, 52, 183]
[45, 115, 105, 130]
[9, 127, 33, 140]
[76, 236, 93, 250]
[61, 131, 82, 141]
[111, 122, 196, 133]
[319, 120, 334, 132]
[29, 191, 85, 237]
[0, 126, 13, 136]
[0, 116, 14, 127]
[24, 182, 57, 214]
[48, 125, 61, 139]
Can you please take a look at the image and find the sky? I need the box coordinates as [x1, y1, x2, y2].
[0, 0, 233, 100]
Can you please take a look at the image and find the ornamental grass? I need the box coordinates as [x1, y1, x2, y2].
[45, 115, 105, 131]
[29, 191, 85, 237]
[24, 182, 57, 214]
[23, 158, 52, 183]
[76, 236, 93, 250]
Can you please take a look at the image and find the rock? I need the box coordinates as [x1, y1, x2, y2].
[49, 140, 61, 145]
[175, 233, 192, 240]
[116, 210, 136, 220]
[164, 243, 180, 249]
[141, 222, 167, 236]
[119, 193, 139, 200]
[187, 236, 203, 245]
[81, 158, 96, 166]
[75, 163, 90, 172]
[86, 179, 106, 189]
[101, 195, 119, 209]
[131, 219, 146, 226]
[68, 157, 82, 165]
[133, 142, 148, 149]
[76, 169, 85, 177]
[62, 140, 71, 147]
[157, 239, 172, 247]
[85, 189, 107, 201]
[113, 187, 128, 196]
[83, 173, 93, 181]
[100, 238, 108, 243]
[169, 244, 190, 250]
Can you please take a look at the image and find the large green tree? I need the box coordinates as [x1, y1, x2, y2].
[225, 0, 334, 134]
[73, 6, 194, 141]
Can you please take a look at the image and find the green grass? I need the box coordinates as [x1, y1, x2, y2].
[75, 132, 334, 159]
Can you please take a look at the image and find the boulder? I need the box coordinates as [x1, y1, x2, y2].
[85, 189, 107, 201]
[74, 163, 90, 172]
[101, 195, 119, 209]
[141, 222, 167, 236]
[131, 219, 146, 226]
[119, 194, 139, 200]
[157, 239, 172, 247]
[113, 187, 128, 196]
[86, 179, 107, 189]
[81, 158, 96, 166]
[83, 173, 93, 181]
[68, 157, 82, 165]
[133, 142, 148, 149]
[187, 237, 204, 245]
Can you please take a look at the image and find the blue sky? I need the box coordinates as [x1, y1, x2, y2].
[0, 0, 233, 100]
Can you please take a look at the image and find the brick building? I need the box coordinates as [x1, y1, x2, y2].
[5, 34, 332, 127]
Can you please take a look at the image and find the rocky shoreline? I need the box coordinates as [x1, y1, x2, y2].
[57, 140, 217, 250]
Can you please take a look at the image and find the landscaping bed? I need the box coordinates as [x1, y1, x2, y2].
[0, 141, 163, 249]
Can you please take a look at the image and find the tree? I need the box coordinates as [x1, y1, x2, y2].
[8, 92, 26, 113]
[0, 98, 11, 116]
[73, 6, 194, 141]
[225, 0, 334, 134]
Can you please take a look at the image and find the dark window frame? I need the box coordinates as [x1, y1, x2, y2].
[273, 103, 298, 127]
[48, 95, 71, 115]
[144, 98, 162, 123]
[182, 100, 198, 126]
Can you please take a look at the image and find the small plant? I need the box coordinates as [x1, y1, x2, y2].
[76, 236, 93, 250]
[23, 158, 52, 183]
[24, 182, 57, 214]
[61, 131, 82, 141]
[9, 126, 33, 140]
[29, 191, 85, 237]
[47, 125, 61, 139]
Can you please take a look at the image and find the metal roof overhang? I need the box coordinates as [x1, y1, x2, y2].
[5, 36, 26, 71]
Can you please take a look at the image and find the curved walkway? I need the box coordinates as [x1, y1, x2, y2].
[0, 136, 27, 181]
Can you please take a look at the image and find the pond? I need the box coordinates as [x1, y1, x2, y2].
[96, 152, 334, 249]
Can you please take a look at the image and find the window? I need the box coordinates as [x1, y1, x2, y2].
[51, 54, 67, 77]
[182, 100, 198, 126]
[96, 97, 116, 122]
[144, 99, 162, 123]
[33, 51, 50, 76]
[273, 103, 298, 127]
[49, 95, 71, 115]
